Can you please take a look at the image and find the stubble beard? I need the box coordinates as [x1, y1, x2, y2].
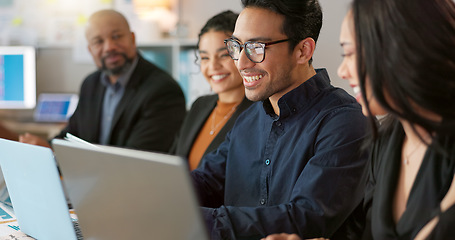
[101, 53, 133, 76]
[245, 64, 295, 102]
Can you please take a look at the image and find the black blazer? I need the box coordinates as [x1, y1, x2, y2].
[55, 54, 186, 153]
[171, 94, 253, 164]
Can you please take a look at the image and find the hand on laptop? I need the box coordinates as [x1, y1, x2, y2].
[19, 133, 51, 148]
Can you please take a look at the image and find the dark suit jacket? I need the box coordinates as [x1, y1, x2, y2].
[55, 54, 186, 153]
[171, 94, 253, 165]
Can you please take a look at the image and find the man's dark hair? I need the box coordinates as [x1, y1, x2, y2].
[241, 0, 323, 57]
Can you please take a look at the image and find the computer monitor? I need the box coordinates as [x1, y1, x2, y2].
[0, 46, 36, 109]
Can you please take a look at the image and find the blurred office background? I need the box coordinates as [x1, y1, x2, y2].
[0, 0, 351, 117]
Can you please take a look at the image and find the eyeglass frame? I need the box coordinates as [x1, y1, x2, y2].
[224, 38, 290, 63]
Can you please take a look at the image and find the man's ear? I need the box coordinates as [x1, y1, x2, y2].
[295, 37, 316, 65]
[131, 32, 136, 44]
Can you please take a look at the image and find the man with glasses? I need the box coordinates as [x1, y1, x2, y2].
[191, 0, 368, 239]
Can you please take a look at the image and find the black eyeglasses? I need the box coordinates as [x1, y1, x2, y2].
[224, 38, 290, 63]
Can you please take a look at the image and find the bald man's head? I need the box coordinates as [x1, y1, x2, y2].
[85, 10, 131, 38]
[85, 9, 137, 78]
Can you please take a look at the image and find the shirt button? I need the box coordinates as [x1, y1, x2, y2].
[292, 108, 297, 113]
[260, 199, 266, 205]
[265, 159, 270, 165]
[276, 121, 282, 126]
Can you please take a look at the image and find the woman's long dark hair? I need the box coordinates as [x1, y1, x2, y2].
[352, 0, 455, 142]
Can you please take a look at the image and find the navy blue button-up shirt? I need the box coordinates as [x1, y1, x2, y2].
[191, 69, 368, 239]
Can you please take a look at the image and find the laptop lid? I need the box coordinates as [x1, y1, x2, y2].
[34, 93, 78, 122]
[0, 138, 78, 240]
[52, 139, 208, 240]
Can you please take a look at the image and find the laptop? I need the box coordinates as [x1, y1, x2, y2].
[0, 138, 81, 240]
[51, 139, 208, 240]
[33, 93, 78, 123]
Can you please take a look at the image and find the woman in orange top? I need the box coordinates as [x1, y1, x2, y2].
[171, 11, 253, 170]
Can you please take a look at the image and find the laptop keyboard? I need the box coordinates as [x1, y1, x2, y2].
[73, 221, 84, 240]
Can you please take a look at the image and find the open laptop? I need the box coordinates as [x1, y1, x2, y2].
[0, 138, 81, 240]
[51, 139, 208, 240]
[33, 93, 78, 123]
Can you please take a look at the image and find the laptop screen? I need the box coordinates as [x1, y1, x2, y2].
[0, 138, 79, 240]
[52, 139, 209, 240]
[34, 93, 78, 122]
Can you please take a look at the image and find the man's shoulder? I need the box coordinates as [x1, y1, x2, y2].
[290, 68, 358, 115]
[80, 70, 102, 89]
[136, 55, 175, 82]
[132, 57, 184, 92]
[314, 85, 360, 114]
[314, 94, 365, 127]
[299, 85, 367, 134]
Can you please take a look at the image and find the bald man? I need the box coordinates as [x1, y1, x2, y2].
[20, 9, 186, 152]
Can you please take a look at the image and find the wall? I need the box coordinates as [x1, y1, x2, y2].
[179, 0, 243, 39]
[36, 0, 352, 97]
[36, 48, 95, 95]
[314, 0, 351, 93]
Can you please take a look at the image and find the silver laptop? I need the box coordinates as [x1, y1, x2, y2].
[52, 139, 208, 240]
[0, 138, 80, 240]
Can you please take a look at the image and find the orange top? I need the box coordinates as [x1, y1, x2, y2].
[187, 101, 239, 170]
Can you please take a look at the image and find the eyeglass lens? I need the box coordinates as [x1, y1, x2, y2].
[226, 40, 266, 63]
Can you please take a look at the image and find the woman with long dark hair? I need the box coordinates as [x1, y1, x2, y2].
[343, 0, 455, 238]
[171, 11, 253, 170]
[264, 0, 455, 239]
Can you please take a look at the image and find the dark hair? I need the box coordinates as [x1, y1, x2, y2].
[241, 0, 322, 63]
[352, 0, 455, 140]
[197, 10, 239, 50]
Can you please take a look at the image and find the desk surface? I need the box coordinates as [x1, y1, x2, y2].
[0, 202, 78, 240]
[1, 119, 66, 140]
[0, 202, 34, 239]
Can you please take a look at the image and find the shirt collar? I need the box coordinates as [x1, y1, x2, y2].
[100, 56, 139, 88]
[262, 68, 331, 119]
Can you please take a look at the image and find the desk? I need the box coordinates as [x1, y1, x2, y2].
[1, 119, 66, 140]
[0, 202, 78, 240]
[0, 202, 34, 239]
[0, 226, 33, 240]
